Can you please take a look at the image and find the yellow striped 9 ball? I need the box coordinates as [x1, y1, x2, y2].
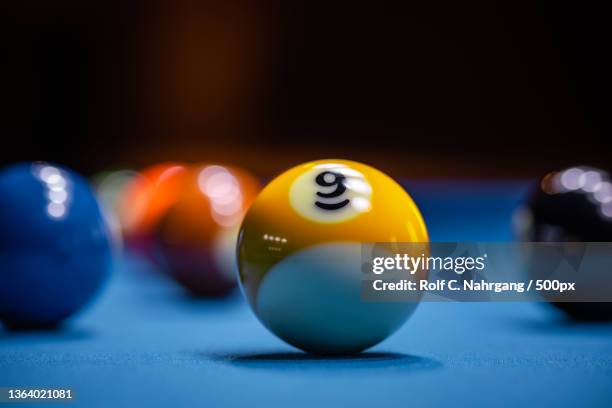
[237, 159, 428, 355]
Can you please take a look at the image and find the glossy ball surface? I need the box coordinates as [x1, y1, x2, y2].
[237, 159, 428, 354]
[0, 163, 112, 327]
[516, 166, 612, 321]
[156, 164, 260, 296]
[118, 162, 188, 260]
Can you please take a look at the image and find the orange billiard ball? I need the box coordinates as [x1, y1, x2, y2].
[118, 162, 189, 261]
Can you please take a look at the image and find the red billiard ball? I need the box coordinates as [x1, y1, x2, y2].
[155, 163, 260, 296]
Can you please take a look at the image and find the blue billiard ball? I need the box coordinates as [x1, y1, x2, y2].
[0, 163, 112, 328]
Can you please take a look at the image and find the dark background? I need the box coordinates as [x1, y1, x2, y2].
[2, 0, 611, 177]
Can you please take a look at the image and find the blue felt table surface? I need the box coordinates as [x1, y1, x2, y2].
[1, 180, 611, 408]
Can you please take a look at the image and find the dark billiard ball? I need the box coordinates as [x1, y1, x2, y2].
[0, 163, 112, 328]
[237, 159, 428, 354]
[155, 163, 260, 296]
[515, 166, 612, 321]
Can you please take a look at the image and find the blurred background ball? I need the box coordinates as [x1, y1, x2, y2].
[118, 162, 189, 262]
[0, 163, 112, 328]
[515, 166, 612, 321]
[91, 168, 139, 252]
[155, 163, 260, 296]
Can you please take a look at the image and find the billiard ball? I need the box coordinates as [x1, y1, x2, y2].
[0, 163, 112, 328]
[92, 168, 139, 251]
[515, 166, 612, 321]
[118, 162, 189, 261]
[155, 164, 260, 296]
[237, 159, 428, 354]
